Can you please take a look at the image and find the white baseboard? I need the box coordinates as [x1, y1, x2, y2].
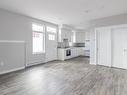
[44, 58, 58, 63]
[0, 67, 25, 75]
[26, 61, 45, 67]
[90, 63, 96, 65]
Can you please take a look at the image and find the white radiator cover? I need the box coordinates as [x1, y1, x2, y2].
[0, 41, 25, 74]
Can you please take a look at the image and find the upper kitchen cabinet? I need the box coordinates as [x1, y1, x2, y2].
[73, 31, 85, 43]
[58, 25, 73, 42]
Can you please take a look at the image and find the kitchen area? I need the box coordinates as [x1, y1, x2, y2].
[57, 25, 90, 61]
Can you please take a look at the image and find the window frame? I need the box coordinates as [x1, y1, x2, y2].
[46, 26, 57, 33]
[32, 23, 45, 54]
[48, 34, 55, 41]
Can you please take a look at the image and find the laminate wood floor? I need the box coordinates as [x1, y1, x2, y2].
[0, 57, 127, 95]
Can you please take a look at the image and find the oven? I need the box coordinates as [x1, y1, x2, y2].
[66, 49, 71, 56]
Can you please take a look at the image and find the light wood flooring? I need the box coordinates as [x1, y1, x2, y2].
[0, 57, 127, 95]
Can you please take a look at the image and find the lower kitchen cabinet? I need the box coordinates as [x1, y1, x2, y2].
[57, 47, 85, 61]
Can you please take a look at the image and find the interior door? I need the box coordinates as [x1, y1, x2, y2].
[112, 27, 127, 69]
[45, 27, 57, 62]
[97, 28, 111, 67]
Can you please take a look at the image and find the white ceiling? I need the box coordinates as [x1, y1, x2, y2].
[0, 0, 127, 29]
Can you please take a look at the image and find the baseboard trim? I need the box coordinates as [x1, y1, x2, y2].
[26, 61, 45, 67]
[44, 58, 58, 63]
[0, 67, 25, 75]
[90, 63, 96, 65]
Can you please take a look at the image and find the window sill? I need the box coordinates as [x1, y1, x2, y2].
[33, 52, 45, 55]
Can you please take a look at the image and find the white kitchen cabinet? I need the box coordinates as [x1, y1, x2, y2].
[59, 28, 72, 42]
[72, 47, 85, 57]
[71, 48, 78, 57]
[74, 48, 78, 57]
[74, 32, 85, 43]
[58, 47, 85, 61]
[84, 50, 90, 56]
[71, 48, 76, 57]
[78, 47, 86, 56]
[57, 48, 72, 61]
[57, 49, 65, 61]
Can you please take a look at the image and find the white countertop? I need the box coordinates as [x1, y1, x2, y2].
[57, 47, 85, 50]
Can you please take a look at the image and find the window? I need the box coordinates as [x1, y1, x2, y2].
[32, 24, 45, 54]
[48, 34, 55, 40]
[47, 26, 57, 33]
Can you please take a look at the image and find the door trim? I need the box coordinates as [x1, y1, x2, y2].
[95, 24, 127, 69]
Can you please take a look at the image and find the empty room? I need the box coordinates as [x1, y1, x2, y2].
[0, 0, 127, 95]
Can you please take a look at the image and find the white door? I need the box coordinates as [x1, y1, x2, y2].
[97, 28, 111, 67]
[112, 27, 127, 69]
[45, 27, 57, 62]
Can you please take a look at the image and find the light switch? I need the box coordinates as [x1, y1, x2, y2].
[0, 61, 4, 66]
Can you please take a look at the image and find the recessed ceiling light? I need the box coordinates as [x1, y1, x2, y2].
[58, 18, 62, 20]
[85, 10, 89, 13]
[100, 6, 105, 9]
[84, 9, 92, 14]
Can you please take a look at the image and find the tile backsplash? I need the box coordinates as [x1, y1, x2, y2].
[72, 43, 85, 47]
[58, 42, 85, 48]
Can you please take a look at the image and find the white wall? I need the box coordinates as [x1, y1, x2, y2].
[90, 13, 127, 27]
[0, 9, 58, 68]
[58, 27, 72, 42]
[85, 31, 90, 41]
[0, 41, 25, 74]
[90, 29, 96, 65]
